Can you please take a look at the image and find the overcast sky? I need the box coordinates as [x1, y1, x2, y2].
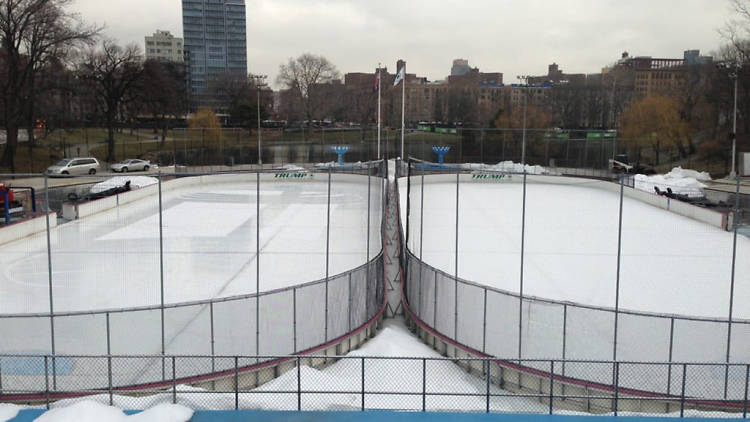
[70, 0, 733, 88]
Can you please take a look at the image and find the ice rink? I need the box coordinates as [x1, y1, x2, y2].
[401, 175, 750, 319]
[0, 173, 383, 314]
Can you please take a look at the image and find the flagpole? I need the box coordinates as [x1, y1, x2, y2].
[377, 63, 381, 160]
[401, 62, 406, 159]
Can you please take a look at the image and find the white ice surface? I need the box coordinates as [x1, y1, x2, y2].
[400, 178, 750, 319]
[0, 177, 382, 314]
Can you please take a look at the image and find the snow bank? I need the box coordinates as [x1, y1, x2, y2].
[0, 404, 21, 422]
[89, 176, 158, 194]
[461, 161, 554, 175]
[33, 401, 192, 422]
[665, 166, 712, 182]
[634, 167, 710, 198]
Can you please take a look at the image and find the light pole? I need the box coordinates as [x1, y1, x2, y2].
[517, 75, 530, 165]
[252, 74, 267, 166]
[730, 66, 739, 179]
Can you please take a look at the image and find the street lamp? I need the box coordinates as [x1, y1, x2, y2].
[730, 66, 739, 179]
[252, 74, 268, 166]
[517, 75, 530, 165]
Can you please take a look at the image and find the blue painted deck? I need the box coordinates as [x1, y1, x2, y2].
[9, 410, 747, 422]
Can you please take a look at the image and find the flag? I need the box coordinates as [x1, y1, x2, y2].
[373, 70, 380, 92]
[393, 66, 405, 86]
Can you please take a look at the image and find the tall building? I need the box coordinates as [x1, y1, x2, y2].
[181, 0, 247, 105]
[144, 30, 184, 62]
[451, 59, 471, 76]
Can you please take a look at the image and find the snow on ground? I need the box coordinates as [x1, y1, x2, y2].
[634, 166, 712, 198]
[89, 176, 158, 194]
[400, 177, 750, 319]
[29, 402, 191, 422]
[0, 404, 20, 422]
[0, 177, 382, 314]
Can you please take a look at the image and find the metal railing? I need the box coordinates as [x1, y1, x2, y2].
[0, 354, 747, 417]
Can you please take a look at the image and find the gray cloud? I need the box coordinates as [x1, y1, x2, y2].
[70, 0, 732, 88]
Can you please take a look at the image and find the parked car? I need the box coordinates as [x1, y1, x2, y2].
[46, 158, 100, 175]
[110, 159, 151, 173]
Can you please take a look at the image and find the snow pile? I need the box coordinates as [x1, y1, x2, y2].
[314, 161, 364, 168]
[665, 166, 712, 182]
[89, 176, 158, 194]
[461, 161, 554, 175]
[634, 167, 710, 198]
[33, 401, 191, 422]
[274, 164, 306, 171]
[0, 403, 20, 422]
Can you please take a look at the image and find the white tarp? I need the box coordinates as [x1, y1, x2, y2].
[89, 176, 159, 194]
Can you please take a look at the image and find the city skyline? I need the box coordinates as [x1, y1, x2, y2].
[71, 0, 731, 87]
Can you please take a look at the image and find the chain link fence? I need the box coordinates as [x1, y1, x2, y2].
[0, 355, 747, 417]
[403, 160, 749, 404]
[0, 163, 387, 389]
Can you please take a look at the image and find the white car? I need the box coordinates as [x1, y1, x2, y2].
[46, 158, 100, 175]
[110, 159, 151, 173]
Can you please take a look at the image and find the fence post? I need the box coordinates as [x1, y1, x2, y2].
[668, 317, 675, 394]
[518, 171, 527, 360]
[486, 360, 491, 413]
[743, 364, 748, 419]
[297, 356, 302, 411]
[614, 362, 619, 416]
[44, 174, 56, 390]
[549, 360, 555, 415]
[361, 357, 366, 411]
[44, 355, 50, 409]
[210, 302, 215, 373]
[348, 273, 352, 333]
[482, 288, 487, 354]
[293, 287, 298, 352]
[172, 357, 177, 404]
[454, 172, 459, 340]
[158, 171, 166, 380]
[726, 176, 741, 399]
[325, 167, 331, 341]
[256, 171, 261, 363]
[108, 355, 113, 406]
[613, 174, 624, 362]
[562, 304, 567, 377]
[680, 363, 687, 417]
[422, 358, 427, 412]
[434, 271, 438, 327]
[234, 356, 239, 410]
[367, 171, 371, 264]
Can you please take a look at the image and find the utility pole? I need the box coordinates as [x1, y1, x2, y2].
[252, 74, 268, 166]
[517, 75, 530, 165]
[731, 67, 739, 179]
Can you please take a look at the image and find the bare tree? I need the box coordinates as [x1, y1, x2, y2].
[722, 0, 750, 62]
[140, 59, 187, 142]
[0, 0, 97, 171]
[276, 53, 339, 135]
[78, 40, 143, 162]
